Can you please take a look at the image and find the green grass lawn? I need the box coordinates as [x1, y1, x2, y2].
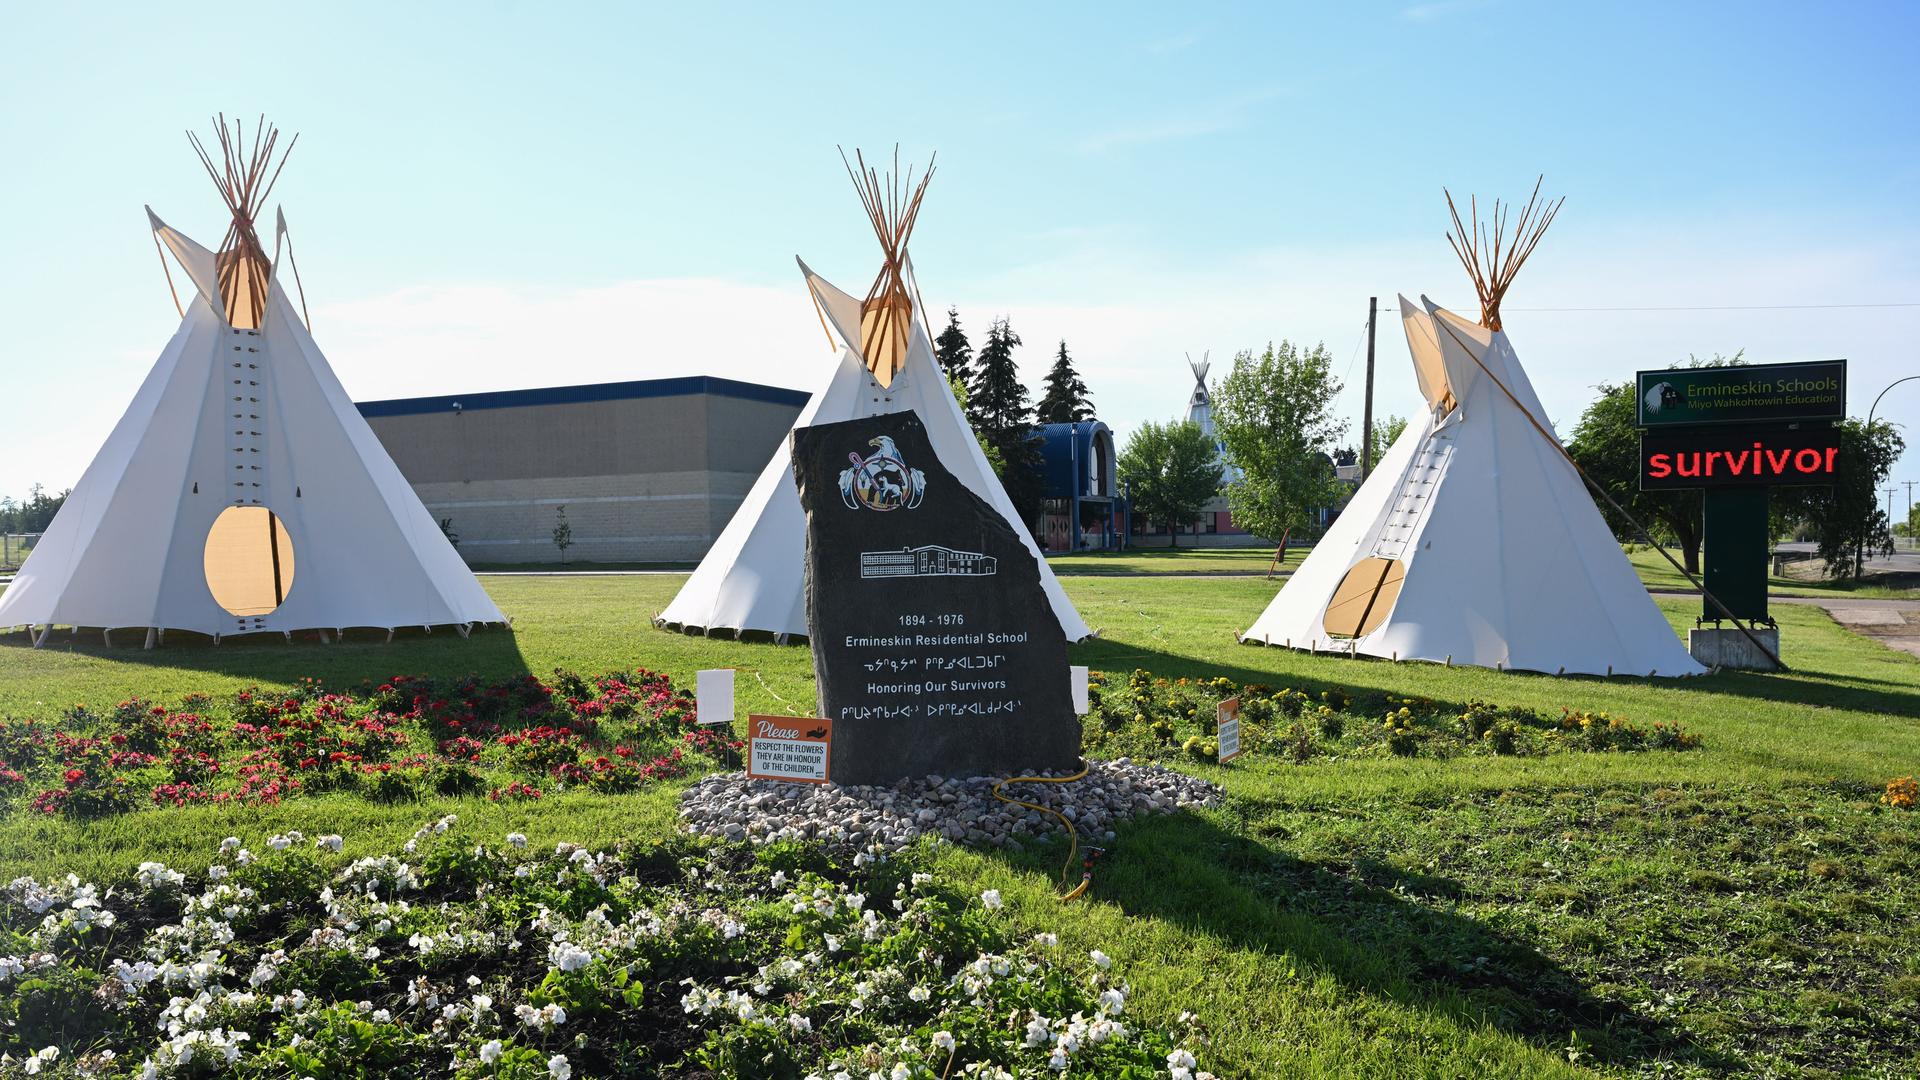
[1625, 547, 1917, 601]
[2, 574, 1918, 1077]
[1046, 545, 1292, 575]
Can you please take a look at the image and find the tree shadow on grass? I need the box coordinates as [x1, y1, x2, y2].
[989, 804, 1730, 1074]
[1071, 634, 1920, 726]
[0, 623, 533, 690]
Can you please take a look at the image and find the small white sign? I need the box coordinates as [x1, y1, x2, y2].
[1070, 666, 1090, 715]
[696, 669, 734, 726]
[1216, 696, 1242, 762]
[747, 715, 833, 783]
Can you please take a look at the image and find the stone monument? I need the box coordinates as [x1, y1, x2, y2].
[791, 409, 1080, 785]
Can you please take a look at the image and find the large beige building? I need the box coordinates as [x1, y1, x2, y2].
[357, 376, 808, 565]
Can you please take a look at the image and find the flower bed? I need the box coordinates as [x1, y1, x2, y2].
[1083, 670, 1703, 763]
[0, 670, 740, 820]
[0, 820, 1212, 1078]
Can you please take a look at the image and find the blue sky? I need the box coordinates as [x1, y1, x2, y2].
[3, 1, 1917, 511]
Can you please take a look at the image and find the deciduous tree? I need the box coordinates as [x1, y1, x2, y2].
[1566, 354, 1743, 575]
[1213, 341, 1347, 544]
[1117, 421, 1221, 547]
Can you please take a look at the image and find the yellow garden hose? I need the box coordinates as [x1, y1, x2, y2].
[991, 760, 1094, 901]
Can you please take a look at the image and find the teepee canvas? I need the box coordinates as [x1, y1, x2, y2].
[1242, 184, 1700, 677]
[659, 150, 1090, 642]
[0, 118, 503, 645]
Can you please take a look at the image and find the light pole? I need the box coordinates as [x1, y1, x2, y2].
[1859, 375, 1920, 576]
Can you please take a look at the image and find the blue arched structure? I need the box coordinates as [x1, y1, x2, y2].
[1032, 421, 1119, 551]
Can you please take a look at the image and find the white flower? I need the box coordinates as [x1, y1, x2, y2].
[1168, 1048, 1197, 1070]
[364, 946, 381, 960]
[890, 1065, 911, 1080]
[770, 870, 788, 888]
[219, 837, 242, 852]
[507, 832, 528, 848]
[1090, 949, 1113, 970]
[1025, 1018, 1052, 1047]
[1033, 932, 1058, 947]
[479, 1040, 504, 1064]
[1049, 1046, 1069, 1070]
[268, 835, 292, 851]
[23, 1046, 59, 1074]
[980, 889, 1003, 910]
[933, 1030, 955, 1051]
[548, 1053, 572, 1080]
[317, 835, 344, 853]
[549, 942, 593, 972]
[908, 985, 931, 1002]
[1098, 988, 1126, 1014]
[911, 872, 933, 886]
[207, 865, 229, 881]
[788, 1013, 812, 1033]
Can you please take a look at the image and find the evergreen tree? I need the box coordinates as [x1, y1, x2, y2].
[1035, 339, 1093, 424]
[968, 317, 1046, 523]
[933, 307, 974, 385]
[969, 317, 1028, 435]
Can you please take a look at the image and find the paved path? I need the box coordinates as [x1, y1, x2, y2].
[1650, 590, 1920, 661]
[1648, 590, 1920, 612]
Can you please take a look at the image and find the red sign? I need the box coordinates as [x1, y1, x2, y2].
[746, 715, 833, 783]
[1639, 425, 1840, 491]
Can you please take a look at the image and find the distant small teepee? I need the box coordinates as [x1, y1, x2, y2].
[658, 149, 1090, 642]
[1241, 181, 1701, 677]
[0, 117, 504, 645]
[1184, 352, 1214, 434]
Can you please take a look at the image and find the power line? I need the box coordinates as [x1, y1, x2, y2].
[1510, 302, 1920, 313]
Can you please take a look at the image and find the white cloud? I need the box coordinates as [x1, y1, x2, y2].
[314, 277, 824, 403]
[1075, 86, 1291, 154]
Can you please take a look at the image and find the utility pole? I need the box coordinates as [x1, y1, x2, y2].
[1361, 296, 1377, 478]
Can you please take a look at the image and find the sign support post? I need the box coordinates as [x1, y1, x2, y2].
[1701, 488, 1770, 623]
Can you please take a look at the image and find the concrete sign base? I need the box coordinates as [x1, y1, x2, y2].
[1688, 626, 1782, 671]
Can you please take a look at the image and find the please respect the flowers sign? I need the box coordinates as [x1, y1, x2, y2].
[746, 715, 833, 783]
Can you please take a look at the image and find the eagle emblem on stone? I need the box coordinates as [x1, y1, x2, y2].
[839, 435, 927, 512]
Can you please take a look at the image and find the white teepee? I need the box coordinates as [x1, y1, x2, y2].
[0, 119, 503, 645]
[1183, 351, 1235, 483]
[1184, 353, 1215, 436]
[658, 151, 1090, 642]
[1242, 185, 1700, 677]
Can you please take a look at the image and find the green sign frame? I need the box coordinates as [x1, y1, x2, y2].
[1635, 359, 1846, 428]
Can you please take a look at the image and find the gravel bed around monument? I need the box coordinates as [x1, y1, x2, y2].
[678, 757, 1222, 851]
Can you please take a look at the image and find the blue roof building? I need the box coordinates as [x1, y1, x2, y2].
[1032, 421, 1119, 551]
